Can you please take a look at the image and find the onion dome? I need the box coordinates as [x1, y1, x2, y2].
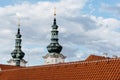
[47, 8, 62, 53]
[11, 28, 25, 60]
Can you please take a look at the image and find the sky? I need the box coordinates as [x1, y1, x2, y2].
[0, 0, 120, 66]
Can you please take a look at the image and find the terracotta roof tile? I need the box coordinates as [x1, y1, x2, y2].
[0, 57, 119, 80]
[85, 55, 107, 61]
[0, 64, 23, 70]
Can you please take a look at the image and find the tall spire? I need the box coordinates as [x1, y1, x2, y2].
[47, 7, 62, 53]
[43, 8, 66, 64]
[10, 15, 25, 66]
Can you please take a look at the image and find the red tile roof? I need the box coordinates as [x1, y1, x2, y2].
[0, 55, 120, 80]
[0, 64, 23, 70]
[85, 55, 107, 61]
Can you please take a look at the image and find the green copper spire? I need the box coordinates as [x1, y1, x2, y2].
[47, 8, 62, 53]
[11, 17, 25, 66]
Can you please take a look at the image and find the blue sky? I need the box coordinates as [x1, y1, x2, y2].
[0, 0, 120, 66]
[0, 0, 59, 6]
[82, 0, 120, 19]
[0, 0, 119, 19]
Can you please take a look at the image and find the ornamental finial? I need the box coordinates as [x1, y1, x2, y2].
[54, 7, 56, 17]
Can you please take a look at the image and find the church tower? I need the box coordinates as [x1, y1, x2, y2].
[8, 16, 27, 66]
[43, 8, 66, 64]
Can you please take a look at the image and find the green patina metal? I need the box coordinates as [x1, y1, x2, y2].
[11, 27, 25, 66]
[47, 17, 62, 54]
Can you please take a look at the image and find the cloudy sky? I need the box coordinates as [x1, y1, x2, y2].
[0, 0, 120, 66]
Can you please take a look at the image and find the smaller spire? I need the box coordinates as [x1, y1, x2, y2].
[10, 14, 25, 66]
[8, 13, 27, 66]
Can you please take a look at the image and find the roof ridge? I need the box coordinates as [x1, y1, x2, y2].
[1, 58, 119, 72]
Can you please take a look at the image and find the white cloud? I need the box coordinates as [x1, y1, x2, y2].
[0, 0, 120, 66]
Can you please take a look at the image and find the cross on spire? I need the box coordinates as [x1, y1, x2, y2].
[18, 16, 20, 28]
[54, 7, 56, 17]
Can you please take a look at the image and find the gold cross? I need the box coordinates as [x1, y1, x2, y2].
[54, 7, 56, 16]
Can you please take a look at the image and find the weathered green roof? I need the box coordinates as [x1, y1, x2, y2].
[11, 27, 25, 66]
[47, 17, 62, 54]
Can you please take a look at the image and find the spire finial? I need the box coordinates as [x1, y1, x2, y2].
[18, 16, 20, 28]
[53, 7, 57, 25]
[54, 7, 56, 18]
